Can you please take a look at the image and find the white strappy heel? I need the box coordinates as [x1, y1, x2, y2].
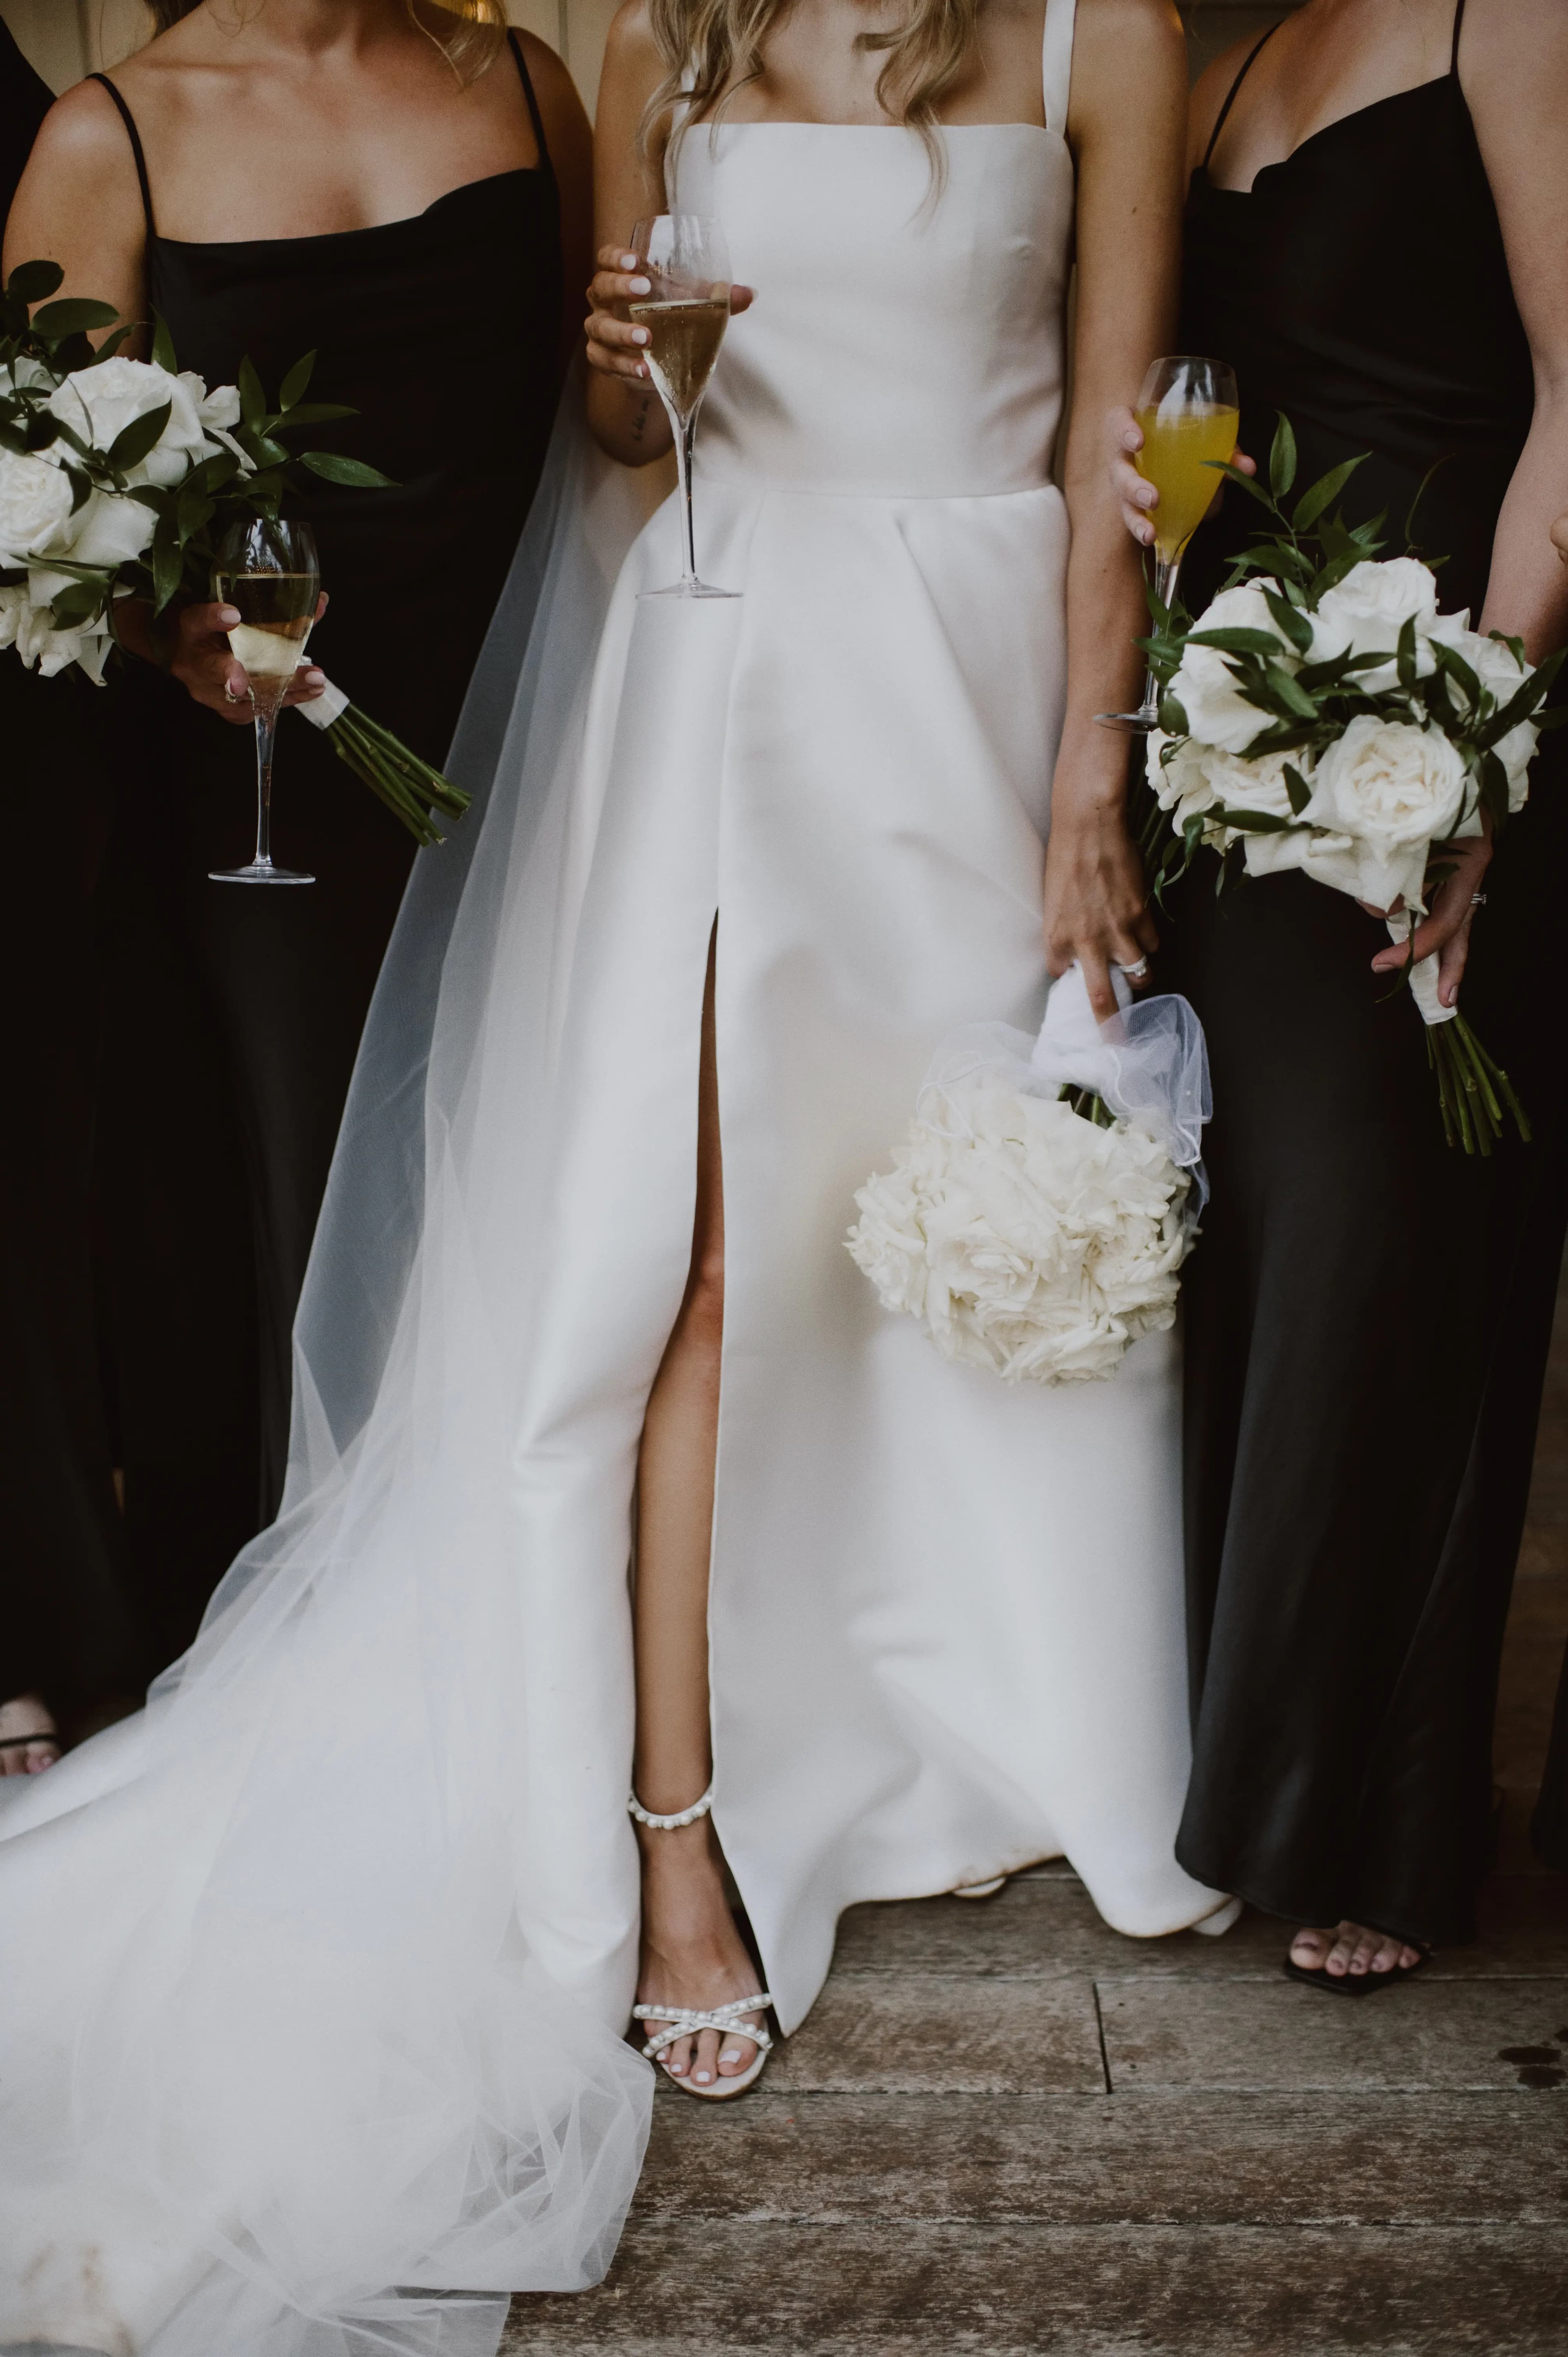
[628, 1784, 775, 2101]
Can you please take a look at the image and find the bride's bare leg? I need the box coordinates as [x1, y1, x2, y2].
[633, 935, 765, 2087]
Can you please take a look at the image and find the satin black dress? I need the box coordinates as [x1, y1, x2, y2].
[92, 38, 562, 1657]
[1170, 0, 1567, 1942]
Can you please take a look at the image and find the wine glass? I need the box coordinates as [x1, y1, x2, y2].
[1098, 355, 1240, 732]
[630, 213, 740, 600]
[209, 515, 321, 884]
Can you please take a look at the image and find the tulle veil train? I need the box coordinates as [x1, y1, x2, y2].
[0, 389, 668, 2357]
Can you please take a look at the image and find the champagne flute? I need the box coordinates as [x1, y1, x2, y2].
[1098, 355, 1240, 733]
[630, 213, 740, 600]
[209, 516, 321, 884]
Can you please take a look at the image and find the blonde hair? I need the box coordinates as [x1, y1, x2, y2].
[146, 1, 509, 81]
[645, 0, 983, 171]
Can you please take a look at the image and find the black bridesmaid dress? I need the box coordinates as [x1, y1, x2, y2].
[1169, 0, 1566, 1944]
[92, 36, 563, 1657]
[0, 20, 146, 1736]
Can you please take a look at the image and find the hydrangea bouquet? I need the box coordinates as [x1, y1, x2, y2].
[1138, 421, 1564, 1153]
[0, 259, 468, 847]
[848, 966, 1209, 1385]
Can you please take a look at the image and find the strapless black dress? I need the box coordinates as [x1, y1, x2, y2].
[1169, 0, 1568, 1938]
[93, 39, 563, 1657]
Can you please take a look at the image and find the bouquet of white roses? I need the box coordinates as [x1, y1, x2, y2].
[1138, 421, 1564, 1153]
[0, 259, 468, 847]
[847, 966, 1209, 1385]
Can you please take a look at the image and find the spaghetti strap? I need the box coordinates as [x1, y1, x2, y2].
[1202, 22, 1282, 173]
[508, 30, 552, 177]
[89, 73, 155, 238]
[1041, 0, 1077, 139]
[1451, 0, 1468, 76]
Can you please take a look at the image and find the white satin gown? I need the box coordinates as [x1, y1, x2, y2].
[0, 3, 1221, 2348]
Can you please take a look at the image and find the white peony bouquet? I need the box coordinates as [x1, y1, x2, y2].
[0, 259, 468, 846]
[1138, 421, 1564, 1153]
[848, 965, 1209, 1384]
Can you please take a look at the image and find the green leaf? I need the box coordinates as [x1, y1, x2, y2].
[31, 296, 120, 340]
[6, 258, 64, 305]
[49, 579, 108, 627]
[1186, 627, 1287, 657]
[1488, 629, 1528, 670]
[1263, 660, 1319, 720]
[1262, 586, 1312, 656]
[1475, 646, 1565, 747]
[150, 310, 178, 375]
[268, 401, 358, 429]
[1208, 804, 1304, 834]
[151, 516, 183, 615]
[278, 349, 316, 411]
[1157, 690, 1189, 736]
[1396, 615, 1418, 693]
[107, 398, 173, 473]
[1429, 639, 1481, 711]
[300, 449, 398, 489]
[1283, 762, 1312, 816]
[1269, 414, 1297, 500]
[238, 356, 267, 436]
[1292, 454, 1368, 534]
[176, 482, 216, 543]
[1208, 459, 1280, 514]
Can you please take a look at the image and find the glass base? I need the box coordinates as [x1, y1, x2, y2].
[1095, 709, 1160, 735]
[209, 861, 316, 885]
[639, 580, 742, 601]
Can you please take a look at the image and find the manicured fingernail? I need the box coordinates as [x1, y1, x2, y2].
[219, 607, 239, 625]
[629, 275, 650, 294]
[632, 328, 649, 344]
[619, 253, 638, 268]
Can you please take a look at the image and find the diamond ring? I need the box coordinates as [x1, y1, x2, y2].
[1119, 956, 1151, 981]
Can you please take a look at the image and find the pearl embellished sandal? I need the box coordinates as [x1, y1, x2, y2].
[628, 1783, 775, 2101]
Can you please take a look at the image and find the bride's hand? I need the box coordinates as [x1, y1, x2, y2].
[1041, 792, 1160, 1021]
[585, 245, 754, 382]
[1105, 405, 1256, 549]
[1369, 829, 1494, 1010]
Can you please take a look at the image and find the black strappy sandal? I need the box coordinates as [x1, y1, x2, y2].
[1283, 1939, 1431, 1997]
[0, 1729, 62, 1762]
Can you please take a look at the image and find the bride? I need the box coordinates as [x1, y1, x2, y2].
[0, 0, 1224, 2350]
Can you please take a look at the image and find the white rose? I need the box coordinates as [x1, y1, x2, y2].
[46, 483, 157, 571]
[1303, 714, 1469, 912]
[46, 357, 217, 488]
[1446, 627, 1539, 808]
[1146, 729, 1217, 819]
[1309, 557, 1441, 692]
[1172, 580, 1292, 754]
[0, 582, 25, 650]
[187, 375, 242, 433]
[13, 599, 109, 681]
[1201, 744, 1310, 823]
[0, 446, 74, 564]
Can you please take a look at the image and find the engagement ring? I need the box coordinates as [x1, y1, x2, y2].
[1119, 957, 1151, 981]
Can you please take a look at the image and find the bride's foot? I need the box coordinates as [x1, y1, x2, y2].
[1289, 1921, 1424, 1981]
[0, 1692, 61, 1775]
[635, 1807, 769, 2089]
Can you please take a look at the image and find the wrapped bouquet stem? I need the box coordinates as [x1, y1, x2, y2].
[848, 966, 1211, 1385]
[296, 677, 470, 850]
[1139, 417, 1565, 1153]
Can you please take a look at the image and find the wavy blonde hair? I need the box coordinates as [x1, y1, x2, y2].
[145, 0, 509, 81]
[645, 0, 984, 169]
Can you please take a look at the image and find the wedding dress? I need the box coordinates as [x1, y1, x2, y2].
[0, 3, 1221, 2350]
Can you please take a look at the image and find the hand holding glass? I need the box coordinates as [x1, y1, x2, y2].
[630, 213, 739, 600]
[209, 515, 321, 884]
[1098, 356, 1240, 733]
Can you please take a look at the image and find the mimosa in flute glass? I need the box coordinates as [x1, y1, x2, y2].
[1099, 355, 1239, 732]
[209, 515, 321, 884]
[630, 213, 739, 600]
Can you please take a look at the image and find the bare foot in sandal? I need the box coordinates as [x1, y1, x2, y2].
[0, 1693, 61, 1775]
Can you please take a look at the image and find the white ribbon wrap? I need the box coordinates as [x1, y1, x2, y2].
[296, 674, 350, 728]
[1390, 918, 1457, 1026]
[919, 963, 1213, 1198]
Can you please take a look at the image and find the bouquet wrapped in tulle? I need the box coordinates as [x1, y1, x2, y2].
[1139, 421, 1565, 1152]
[847, 966, 1210, 1385]
[0, 259, 468, 846]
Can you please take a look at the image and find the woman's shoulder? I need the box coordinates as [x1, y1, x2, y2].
[600, 1, 668, 96]
[1069, 0, 1186, 125]
[1187, 29, 1266, 169]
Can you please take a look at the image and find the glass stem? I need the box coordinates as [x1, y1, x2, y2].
[252, 698, 279, 869]
[1143, 552, 1183, 718]
[671, 404, 699, 590]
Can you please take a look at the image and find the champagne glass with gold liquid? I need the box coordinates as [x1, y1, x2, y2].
[1098, 355, 1240, 732]
[630, 213, 739, 600]
[209, 515, 321, 883]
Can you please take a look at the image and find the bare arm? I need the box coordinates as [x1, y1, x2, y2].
[584, 2, 676, 466]
[1041, 0, 1187, 1016]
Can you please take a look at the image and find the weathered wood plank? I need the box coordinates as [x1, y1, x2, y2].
[766, 1974, 1105, 2094]
[632, 2088, 1568, 2225]
[1099, 1976, 1568, 2092]
[501, 2221, 1568, 2353]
